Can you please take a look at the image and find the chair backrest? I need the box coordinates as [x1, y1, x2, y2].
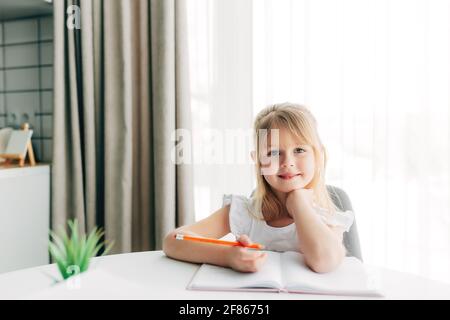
[249, 185, 363, 261]
[326, 185, 363, 261]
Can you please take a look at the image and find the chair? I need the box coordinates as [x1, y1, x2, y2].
[249, 185, 363, 261]
[326, 185, 363, 261]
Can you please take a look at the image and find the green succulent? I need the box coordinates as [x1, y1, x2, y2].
[48, 219, 114, 280]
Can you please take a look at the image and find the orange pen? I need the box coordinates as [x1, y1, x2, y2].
[174, 234, 264, 250]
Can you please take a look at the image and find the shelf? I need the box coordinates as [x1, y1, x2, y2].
[0, 39, 53, 48]
[0, 64, 53, 71]
[0, 89, 53, 94]
[35, 112, 53, 116]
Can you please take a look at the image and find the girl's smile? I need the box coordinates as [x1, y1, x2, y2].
[277, 172, 303, 180]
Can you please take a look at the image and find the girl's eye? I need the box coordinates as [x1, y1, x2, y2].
[268, 150, 280, 157]
[295, 148, 306, 153]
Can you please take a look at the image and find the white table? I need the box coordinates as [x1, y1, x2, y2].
[0, 250, 449, 299]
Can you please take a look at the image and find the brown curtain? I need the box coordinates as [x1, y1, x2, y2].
[52, 0, 195, 253]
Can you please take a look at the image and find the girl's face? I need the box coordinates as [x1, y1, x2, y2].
[259, 126, 316, 194]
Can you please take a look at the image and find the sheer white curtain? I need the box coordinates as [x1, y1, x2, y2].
[186, 0, 255, 221]
[187, 0, 450, 283]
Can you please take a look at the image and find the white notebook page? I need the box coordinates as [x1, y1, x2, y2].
[188, 251, 283, 290]
[281, 251, 381, 295]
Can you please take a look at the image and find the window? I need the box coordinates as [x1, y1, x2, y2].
[187, 0, 450, 284]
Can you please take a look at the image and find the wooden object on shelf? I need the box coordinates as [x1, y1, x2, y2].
[0, 123, 36, 167]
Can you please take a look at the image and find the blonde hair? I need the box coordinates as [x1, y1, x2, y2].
[249, 102, 337, 221]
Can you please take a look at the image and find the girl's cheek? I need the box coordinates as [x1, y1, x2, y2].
[297, 156, 315, 171]
[260, 166, 278, 176]
[263, 175, 278, 188]
[259, 159, 280, 176]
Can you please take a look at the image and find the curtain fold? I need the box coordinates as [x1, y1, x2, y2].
[52, 0, 194, 253]
[174, 0, 195, 229]
[130, 0, 152, 251]
[149, 0, 195, 249]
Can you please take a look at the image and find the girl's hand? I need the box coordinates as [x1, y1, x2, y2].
[285, 188, 314, 217]
[226, 235, 267, 273]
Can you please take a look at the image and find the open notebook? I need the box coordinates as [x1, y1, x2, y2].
[187, 251, 383, 297]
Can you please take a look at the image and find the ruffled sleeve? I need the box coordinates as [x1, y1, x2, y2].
[315, 207, 355, 232]
[222, 194, 253, 237]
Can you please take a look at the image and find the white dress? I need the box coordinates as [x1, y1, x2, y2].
[223, 194, 355, 253]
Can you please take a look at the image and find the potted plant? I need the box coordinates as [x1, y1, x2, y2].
[48, 219, 113, 280]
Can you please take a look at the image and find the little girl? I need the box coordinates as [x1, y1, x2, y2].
[163, 103, 354, 273]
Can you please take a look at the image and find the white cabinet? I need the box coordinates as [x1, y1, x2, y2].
[0, 165, 50, 273]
